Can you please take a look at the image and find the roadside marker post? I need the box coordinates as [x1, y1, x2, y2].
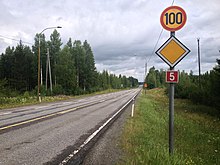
[156, 6, 190, 155]
[131, 98, 135, 117]
[144, 83, 147, 95]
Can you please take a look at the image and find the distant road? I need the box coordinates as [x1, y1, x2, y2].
[0, 89, 140, 165]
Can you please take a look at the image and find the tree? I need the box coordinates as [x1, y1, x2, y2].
[0, 33, 140, 97]
[83, 40, 97, 92]
[32, 33, 47, 87]
[56, 45, 76, 94]
[73, 40, 86, 91]
[48, 30, 62, 86]
[0, 42, 35, 93]
[146, 67, 157, 89]
[211, 59, 220, 107]
[0, 46, 15, 86]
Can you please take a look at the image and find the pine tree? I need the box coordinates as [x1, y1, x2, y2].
[48, 30, 62, 86]
[56, 45, 76, 94]
[83, 40, 97, 92]
[32, 33, 47, 86]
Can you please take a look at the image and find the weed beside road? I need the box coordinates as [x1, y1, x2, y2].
[0, 89, 126, 109]
[121, 88, 220, 165]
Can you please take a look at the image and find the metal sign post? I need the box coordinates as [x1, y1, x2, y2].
[156, 6, 190, 155]
[169, 31, 175, 154]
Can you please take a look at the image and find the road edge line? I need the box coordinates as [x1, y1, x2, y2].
[59, 90, 140, 165]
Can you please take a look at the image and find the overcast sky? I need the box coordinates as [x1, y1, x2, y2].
[0, 0, 220, 82]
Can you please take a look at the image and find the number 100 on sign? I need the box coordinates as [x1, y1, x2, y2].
[160, 6, 187, 31]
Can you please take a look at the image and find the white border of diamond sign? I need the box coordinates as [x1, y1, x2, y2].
[155, 35, 190, 68]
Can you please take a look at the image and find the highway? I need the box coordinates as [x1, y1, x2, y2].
[0, 89, 140, 165]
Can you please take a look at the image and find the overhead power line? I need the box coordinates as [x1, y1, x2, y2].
[145, 0, 175, 65]
[147, 29, 163, 63]
[0, 34, 33, 45]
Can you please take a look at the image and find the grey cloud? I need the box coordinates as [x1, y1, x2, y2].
[0, 0, 220, 81]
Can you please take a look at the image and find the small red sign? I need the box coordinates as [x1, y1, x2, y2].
[166, 71, 179, 83]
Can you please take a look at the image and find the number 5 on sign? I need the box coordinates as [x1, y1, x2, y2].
[160, 6, 187, 31]
[166, 71, 179, 83]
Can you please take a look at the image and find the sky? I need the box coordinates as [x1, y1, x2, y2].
[0, 0, 220, 82]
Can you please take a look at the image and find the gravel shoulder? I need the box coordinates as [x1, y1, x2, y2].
[82, 104, 132, 165]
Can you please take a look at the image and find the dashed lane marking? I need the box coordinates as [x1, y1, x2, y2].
[0, 99, 105, 131]
[0, 112, 12, 116]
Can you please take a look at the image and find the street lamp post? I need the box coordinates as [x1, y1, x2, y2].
[37, 26, 62, 102]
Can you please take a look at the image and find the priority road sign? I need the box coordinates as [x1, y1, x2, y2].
[160, 6, 187, 31]
[166, 70, 179, 83]
[159, 5, 189, 156]
[155, 35, 190, 68]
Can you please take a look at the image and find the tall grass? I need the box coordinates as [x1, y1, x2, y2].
[0, 88, 126, 109]
[121, 88, 220, 165]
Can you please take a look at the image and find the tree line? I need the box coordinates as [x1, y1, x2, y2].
[145, 60, 220, 115]
[0, 30, 138, 97]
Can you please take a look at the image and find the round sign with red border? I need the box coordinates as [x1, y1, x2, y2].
[160, 6, 187, 31]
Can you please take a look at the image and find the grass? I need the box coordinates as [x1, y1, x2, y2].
[0, 88, 126, 110]
[120, 88, 220, 165]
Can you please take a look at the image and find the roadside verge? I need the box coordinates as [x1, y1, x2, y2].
[120, 88, 220, 164]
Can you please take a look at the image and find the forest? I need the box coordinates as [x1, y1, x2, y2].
[0, 30, 138, 98]
[145, 59, 220, 116]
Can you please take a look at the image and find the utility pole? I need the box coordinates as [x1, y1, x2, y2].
[144, 62, 147, 94]
[197, 38, 201, 87]
[46, 49, 49, 90]
[37, 26, 62, 102]
[145, 62, 147, 79]
[134, 54, 137, 88]
[46, 48, 53, 93]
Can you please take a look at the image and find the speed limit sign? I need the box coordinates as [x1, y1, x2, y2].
[160, 6, 187, 31]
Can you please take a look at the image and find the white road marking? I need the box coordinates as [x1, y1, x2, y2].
[0, 112, 12, 116]
[59, 90, 140, 165]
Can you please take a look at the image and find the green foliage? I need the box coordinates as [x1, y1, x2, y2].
[145, 67, 166, 89]
[23, 91, 30, 98]
[121, 89, 220, 165]
[145, 61, 220, 116]
[0, 42, 35, 92]
[0, 31, 138, 99]
[174, 62, 220, 115]
[52, 84, 64, 95]
[56, 45, 76, 94]
[0, 79, 8, 97]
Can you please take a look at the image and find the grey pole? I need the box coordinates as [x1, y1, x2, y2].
[197, 38, 201, 88]
[169, 31, 175, 155]
[46, 48, 49, 90]
[45, 48, 53, 93]
[48, 48, 53, 93]
[144, 62, 147, 95]
[37, 26, 62, 102]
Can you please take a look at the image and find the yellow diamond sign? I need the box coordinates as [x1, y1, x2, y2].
[156, 36, 190, 68]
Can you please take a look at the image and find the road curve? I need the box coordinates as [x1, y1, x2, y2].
[0, 89, 140, 165]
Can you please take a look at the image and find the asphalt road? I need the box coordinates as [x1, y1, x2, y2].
[0, 89, 140, 165]
[82, 99, 133, 165]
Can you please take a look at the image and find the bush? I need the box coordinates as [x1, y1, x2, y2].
[53, 84, 64, 95]
[23, 91, 30, 98]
